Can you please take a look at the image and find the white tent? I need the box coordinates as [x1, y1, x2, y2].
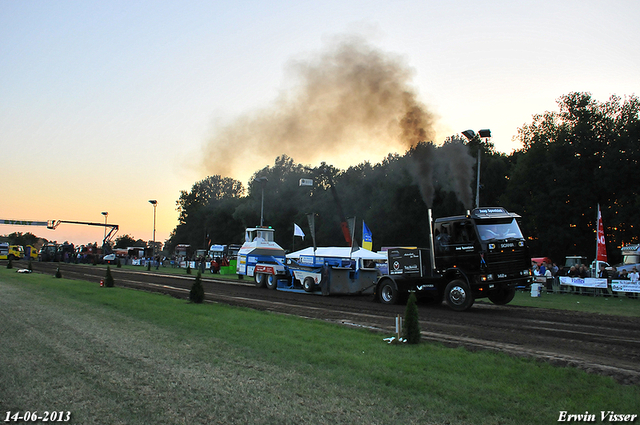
[286, 247, 386, 261]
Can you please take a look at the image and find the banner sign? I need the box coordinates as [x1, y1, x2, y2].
[560, 277, 640, 292]
[559, 276, 608, 289]
[611, 280, 640, 293]
[596, 204, 608, 262]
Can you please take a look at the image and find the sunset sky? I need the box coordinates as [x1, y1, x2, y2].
[1, 0, 638, 247]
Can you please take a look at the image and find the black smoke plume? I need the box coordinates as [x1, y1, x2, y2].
[200, 34, 474, 208]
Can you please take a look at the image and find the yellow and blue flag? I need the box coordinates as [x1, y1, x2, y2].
[362, 221, 373, 251]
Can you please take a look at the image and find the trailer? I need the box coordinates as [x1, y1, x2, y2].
[374, 207, 532, 311]
[284, 246, 385, 294]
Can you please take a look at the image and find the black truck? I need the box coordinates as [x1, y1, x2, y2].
[374, 207, 531, 311]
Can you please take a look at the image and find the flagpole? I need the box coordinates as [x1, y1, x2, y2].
[596, 205, 599, 275]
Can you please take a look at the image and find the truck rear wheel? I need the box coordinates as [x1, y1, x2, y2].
[378, 279, 399, 305]
[266, 275, 278, 290]
[303, 277, 315, 292]
[255, 273, 267, 288]
[444, 279, 474, 311]
[488, 287, 516, 305]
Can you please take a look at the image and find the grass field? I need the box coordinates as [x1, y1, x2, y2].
[1, 267, 638, 424]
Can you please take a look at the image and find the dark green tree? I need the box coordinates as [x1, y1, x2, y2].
[114, 234, 138, 249]
[6, 232, 40, 247]
[105, 266, 115, 287]
[167, 175, 245, 253]
[190, 271, 204, 303]
[501, 92, 640, 264]
[403, 292, 421, 344]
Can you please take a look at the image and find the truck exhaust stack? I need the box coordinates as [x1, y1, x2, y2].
[427, 209, 437, 271]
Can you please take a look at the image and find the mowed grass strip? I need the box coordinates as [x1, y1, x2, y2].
[0, 268, 638, 425]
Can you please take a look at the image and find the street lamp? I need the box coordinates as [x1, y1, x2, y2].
[253, 177, 268, 226]
[148, 200, 157, 253]
[101, 211, 108, 239]
[462, 129, 491, 208]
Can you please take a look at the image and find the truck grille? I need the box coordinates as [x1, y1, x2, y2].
[485, 250, 528, 276]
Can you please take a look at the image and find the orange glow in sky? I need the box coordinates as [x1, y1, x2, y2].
[1, 1, 638, 246]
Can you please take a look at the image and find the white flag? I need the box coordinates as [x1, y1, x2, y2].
[293, 223, 305, 240]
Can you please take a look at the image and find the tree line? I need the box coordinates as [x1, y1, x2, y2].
[166, 92, 639, 265]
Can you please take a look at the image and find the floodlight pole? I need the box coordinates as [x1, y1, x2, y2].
[462, 129, 491, 209]
[253, 177, 268, 227]
[101, 212, 108, 239]
[148, 200, 157, 253]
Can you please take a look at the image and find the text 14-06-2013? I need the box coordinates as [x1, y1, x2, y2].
[4, 412, 71, 422]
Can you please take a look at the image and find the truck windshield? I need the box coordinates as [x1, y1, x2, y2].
[623, 255, 639, 265]
[476, 218, 523, 241]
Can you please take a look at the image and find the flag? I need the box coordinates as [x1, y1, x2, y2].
[347, 217, 358, 252]
[362, 221, 373, 251]
[596, 204, 607, 262]
[307, 213, 317, 251]
[293, 223, 305, 240]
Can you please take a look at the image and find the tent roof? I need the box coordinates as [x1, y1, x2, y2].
[287, 247, 386, 261]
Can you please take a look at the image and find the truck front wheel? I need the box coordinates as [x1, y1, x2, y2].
[488, 287, 516, 305]
[378, 279, 399, 305]
[444, 279, 474, 311]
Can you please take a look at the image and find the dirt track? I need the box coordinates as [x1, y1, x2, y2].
[15, 261, 640, 385]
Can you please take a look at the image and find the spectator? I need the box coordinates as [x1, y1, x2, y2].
[610, 266, 619, 279]
[532, 262, 539, 276]
[579, 264, 589, 278]
[598, 263, 609, 279]
[619, 269, 629, 280]
[628, 267, 639, 282]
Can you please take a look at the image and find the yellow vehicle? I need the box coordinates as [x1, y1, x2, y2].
[25, 245, 38, 260]
[0, 243, 24, 260]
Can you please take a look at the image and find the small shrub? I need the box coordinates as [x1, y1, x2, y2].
[105, 266, 115, 287]
[7, 258, 13, 269]
[189, 271, 204, 303]
[186, 263, 192, 275]
[28, 260, 33, 272]
[55, 267, 62, 278]
[116, 258, 122, 268]
[147, 261, 151, 271]
[403, 292, 421, 344]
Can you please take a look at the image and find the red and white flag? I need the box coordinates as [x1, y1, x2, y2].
[596, 204, 608, 262]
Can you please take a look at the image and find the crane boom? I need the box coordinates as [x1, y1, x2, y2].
[1, 219, 119, 254]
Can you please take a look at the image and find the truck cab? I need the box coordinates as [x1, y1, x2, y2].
[236, 227, 287, 287]
[0, 243, 24, 260]
[375, 207, 531, 311]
